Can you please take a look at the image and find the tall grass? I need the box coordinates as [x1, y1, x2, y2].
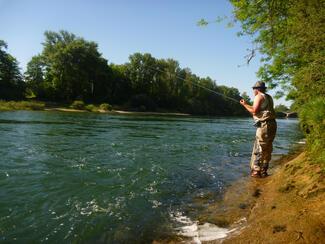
[0, 100, 45, 111]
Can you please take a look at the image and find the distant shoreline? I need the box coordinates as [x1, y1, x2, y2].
[0, 100, 191, 116]
[1, 104, 297, 118]
[44, 107, 191, 116]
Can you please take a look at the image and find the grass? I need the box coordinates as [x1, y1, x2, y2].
[0, 100, 114, 113]
[0, 100, 45, 111]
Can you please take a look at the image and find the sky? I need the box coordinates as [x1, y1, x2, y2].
[0, 0, 289, 105]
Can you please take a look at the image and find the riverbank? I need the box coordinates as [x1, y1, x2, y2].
[0, 100, 190, 116]
[220, 150, 325, 244]
[0, 100, 46, 111]
[44, 107, 190, 116]
[154, 148, 325, 243]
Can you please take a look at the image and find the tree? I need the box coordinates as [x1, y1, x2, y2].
[25, 55, 46, 98]
[229, 0, 325, 162]
[0, 40, 25, 99]
[125, 53, 157, 95]
[109, 64, 132, 104]
[229, 0, 325, 106]
[25, 30, 113, 102]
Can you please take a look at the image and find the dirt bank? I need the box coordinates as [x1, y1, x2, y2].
[219, 151, 325, 244]
[154, 150, 325, 243]
[194, 150, 325, 244]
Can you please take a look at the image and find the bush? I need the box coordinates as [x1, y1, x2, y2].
[70, 100, 85, 110]
[85, 104, 97, 112]
[299, 97, 325, 166]
[22, 101, 45, 110]
[99, 103, 112, 111]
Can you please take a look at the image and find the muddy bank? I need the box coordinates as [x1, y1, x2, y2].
[154, 149, 325, 243]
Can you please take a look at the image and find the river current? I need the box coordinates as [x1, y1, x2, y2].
[0, 111, 302, 243]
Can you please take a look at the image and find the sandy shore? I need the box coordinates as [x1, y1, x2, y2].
[44, 107, 87, 112]
[154, 149, 325, 243]
[44, 107, 190, 116]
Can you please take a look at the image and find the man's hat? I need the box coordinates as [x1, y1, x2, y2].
[252, 81, 267, 89]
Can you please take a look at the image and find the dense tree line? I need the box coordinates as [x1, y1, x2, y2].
[229, 0, 324, 163]
[1, 30, 249, 115]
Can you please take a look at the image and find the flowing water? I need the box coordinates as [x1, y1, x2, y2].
[0, 111, 302, 243]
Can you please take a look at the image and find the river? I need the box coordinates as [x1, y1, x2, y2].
[0, 111, 302, 243]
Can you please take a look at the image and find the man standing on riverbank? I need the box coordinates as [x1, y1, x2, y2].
[240, 81, 277, 178]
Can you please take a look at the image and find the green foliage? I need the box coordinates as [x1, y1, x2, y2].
[125, 53, 157, 96]
[5, 30, 249, 116]
[122, 53, 246, 115]
[0, 100, 45, 111]
[70, 100, 85, 110]
[85, 104, 97, 112]
[99, 103, 112, 111]
[299, 98, 325, 166]
[230, 0, 325, 105]
[197, 16, 228, 27]
[0, 40, 25, 100]
[25, 30, 112, 102]
[197, 19, 209, 26]
[25, 55, 46, 98]
[229, 0, 325, 165]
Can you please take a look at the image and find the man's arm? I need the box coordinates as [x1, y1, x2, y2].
[240, 95, 263, 115]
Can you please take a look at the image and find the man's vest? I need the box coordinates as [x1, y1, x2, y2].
[253, 93, 276, 122]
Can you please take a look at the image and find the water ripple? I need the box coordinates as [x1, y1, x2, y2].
[0, 111, 302, 243]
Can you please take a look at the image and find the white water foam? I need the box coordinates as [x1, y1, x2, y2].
[297, 139, 306, 144]
[171, 211, 243, 244]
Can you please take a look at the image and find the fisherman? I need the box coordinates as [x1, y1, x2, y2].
[240, 81, 277, 178]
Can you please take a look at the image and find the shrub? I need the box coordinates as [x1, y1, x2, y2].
[85, 104, 97, 112]
[299, 97, 325, 166]
[70, 100, 85, 110]
[99, 103, 112, 111]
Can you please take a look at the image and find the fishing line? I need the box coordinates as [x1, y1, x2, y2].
[146, 66, 239, 103]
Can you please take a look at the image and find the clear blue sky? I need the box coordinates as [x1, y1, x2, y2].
[0, 0, 288, 105]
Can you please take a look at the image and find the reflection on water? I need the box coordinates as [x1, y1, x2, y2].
[0, 111, 302, 243]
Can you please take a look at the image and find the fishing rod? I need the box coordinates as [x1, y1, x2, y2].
[146, 66, 240, 104]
